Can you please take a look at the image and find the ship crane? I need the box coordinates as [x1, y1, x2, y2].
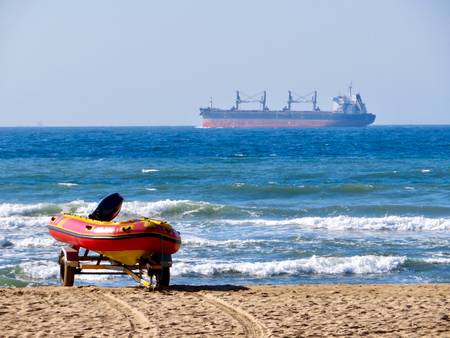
[287, 90, 319, 111]
[235, 90, 267, 111]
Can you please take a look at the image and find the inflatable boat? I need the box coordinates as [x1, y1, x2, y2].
[48, 193, 181, 266]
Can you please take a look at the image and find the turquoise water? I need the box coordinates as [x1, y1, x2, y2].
[0, 126, 449, 286]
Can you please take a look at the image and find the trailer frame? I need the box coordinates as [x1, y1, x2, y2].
[58, 246, 171, 289]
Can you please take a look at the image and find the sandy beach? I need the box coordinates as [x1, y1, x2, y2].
[0, 284, 448, 337]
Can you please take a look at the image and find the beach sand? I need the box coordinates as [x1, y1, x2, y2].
[0, 284, 449, 337]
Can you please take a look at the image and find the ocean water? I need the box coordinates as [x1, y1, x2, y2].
[0, 126, 449, 287]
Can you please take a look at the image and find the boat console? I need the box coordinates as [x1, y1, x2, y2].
[88, 193, 124, 221]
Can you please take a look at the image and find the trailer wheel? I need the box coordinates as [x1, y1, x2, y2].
[59, 251, 75, 287]
[148, 266, 170, 288]
[157, 267, 170, 287]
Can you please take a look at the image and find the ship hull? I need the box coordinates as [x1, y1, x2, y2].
[202, 118, 372, 128]
[200, 109, 376, 128]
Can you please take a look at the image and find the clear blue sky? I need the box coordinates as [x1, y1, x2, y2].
[0, 0, 449, 126]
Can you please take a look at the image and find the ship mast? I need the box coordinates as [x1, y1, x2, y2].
[235, 90, 268, 111]
[262, 91, 267, 111]
[313, 91, 318, 111]
[287, 90, 319, 111]
[288, 91, 293, 110]
[235, 91, 241, 110]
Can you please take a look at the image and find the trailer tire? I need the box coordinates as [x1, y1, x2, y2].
[59, 252, 75, 287]
[157, 267, 170, 287]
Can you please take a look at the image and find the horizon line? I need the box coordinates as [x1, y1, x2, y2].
[1, 123, 450, 128]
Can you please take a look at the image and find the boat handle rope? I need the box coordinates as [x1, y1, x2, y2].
[122, 225, 132, 232]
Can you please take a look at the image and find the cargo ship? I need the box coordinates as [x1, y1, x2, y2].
[200, 85, 376, 128]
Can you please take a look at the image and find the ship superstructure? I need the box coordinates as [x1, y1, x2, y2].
[200, 85, 376, 128]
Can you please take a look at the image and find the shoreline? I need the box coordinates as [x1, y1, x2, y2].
[1, 284, 449, 337]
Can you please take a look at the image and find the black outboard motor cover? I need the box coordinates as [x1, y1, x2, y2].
[89, 193, 124, 221]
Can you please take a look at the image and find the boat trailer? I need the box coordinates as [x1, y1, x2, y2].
[58, 246, 171, 290]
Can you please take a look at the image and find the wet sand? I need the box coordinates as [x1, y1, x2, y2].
[0, 284, 449, 337]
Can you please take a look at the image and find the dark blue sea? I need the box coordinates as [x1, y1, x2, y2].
[0, 126, 449, 287]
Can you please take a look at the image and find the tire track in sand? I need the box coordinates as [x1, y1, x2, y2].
[91, 292, 158, 337]
[198, 293, 268, 338]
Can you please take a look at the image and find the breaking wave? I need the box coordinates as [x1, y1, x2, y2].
[12, 237, 56, 248]
[1, 201, 449, 232]
[0, 203, 62, 217]
[172, 255, 406, 277]
[3, 200, 448, 221]
[422, 257, 450, 264]
[0, 216, 49, 230]
[4, 256, 449, 284]
[15, 260, 119, 282]
[222, 216, 450, 231]
[0, 200, 224, 218]
[18, 261, 60, 280]
[0, 200, 253, 221]
[182, 236, 281, 248]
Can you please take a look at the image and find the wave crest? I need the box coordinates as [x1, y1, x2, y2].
[0, 200, 225, 218]
[18, 261, 60, 280]
[1, 201, 449, 232]
[172, 255, 406, 277]
[223, 216, 450, 231]
[182, 236, 280, 248]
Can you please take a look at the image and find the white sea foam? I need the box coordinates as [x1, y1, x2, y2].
[421, 169, 432, 173]
[2, 200, 449, 233]
[57, 182, 78, 187]
[0, 203, 56, 217]
[0, 199, 214, 221]
[120, 199, 194, 216]
[142, 168, 159, 173]
[145, 188, 157, 191]
[222, 216, 450, 231]
[0, 201, 95, 217]
[172, 255, 406, 277]
[17, 260, 134, 282]
[64, 200, 97, 214]
[76, 274, 119, 281]
[0, 216, 49, 229]
[12, 237, 56, 248]
[19, 260, 60, 280]
[422, 257, 450, 264]
[182, 236, 280, 247]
